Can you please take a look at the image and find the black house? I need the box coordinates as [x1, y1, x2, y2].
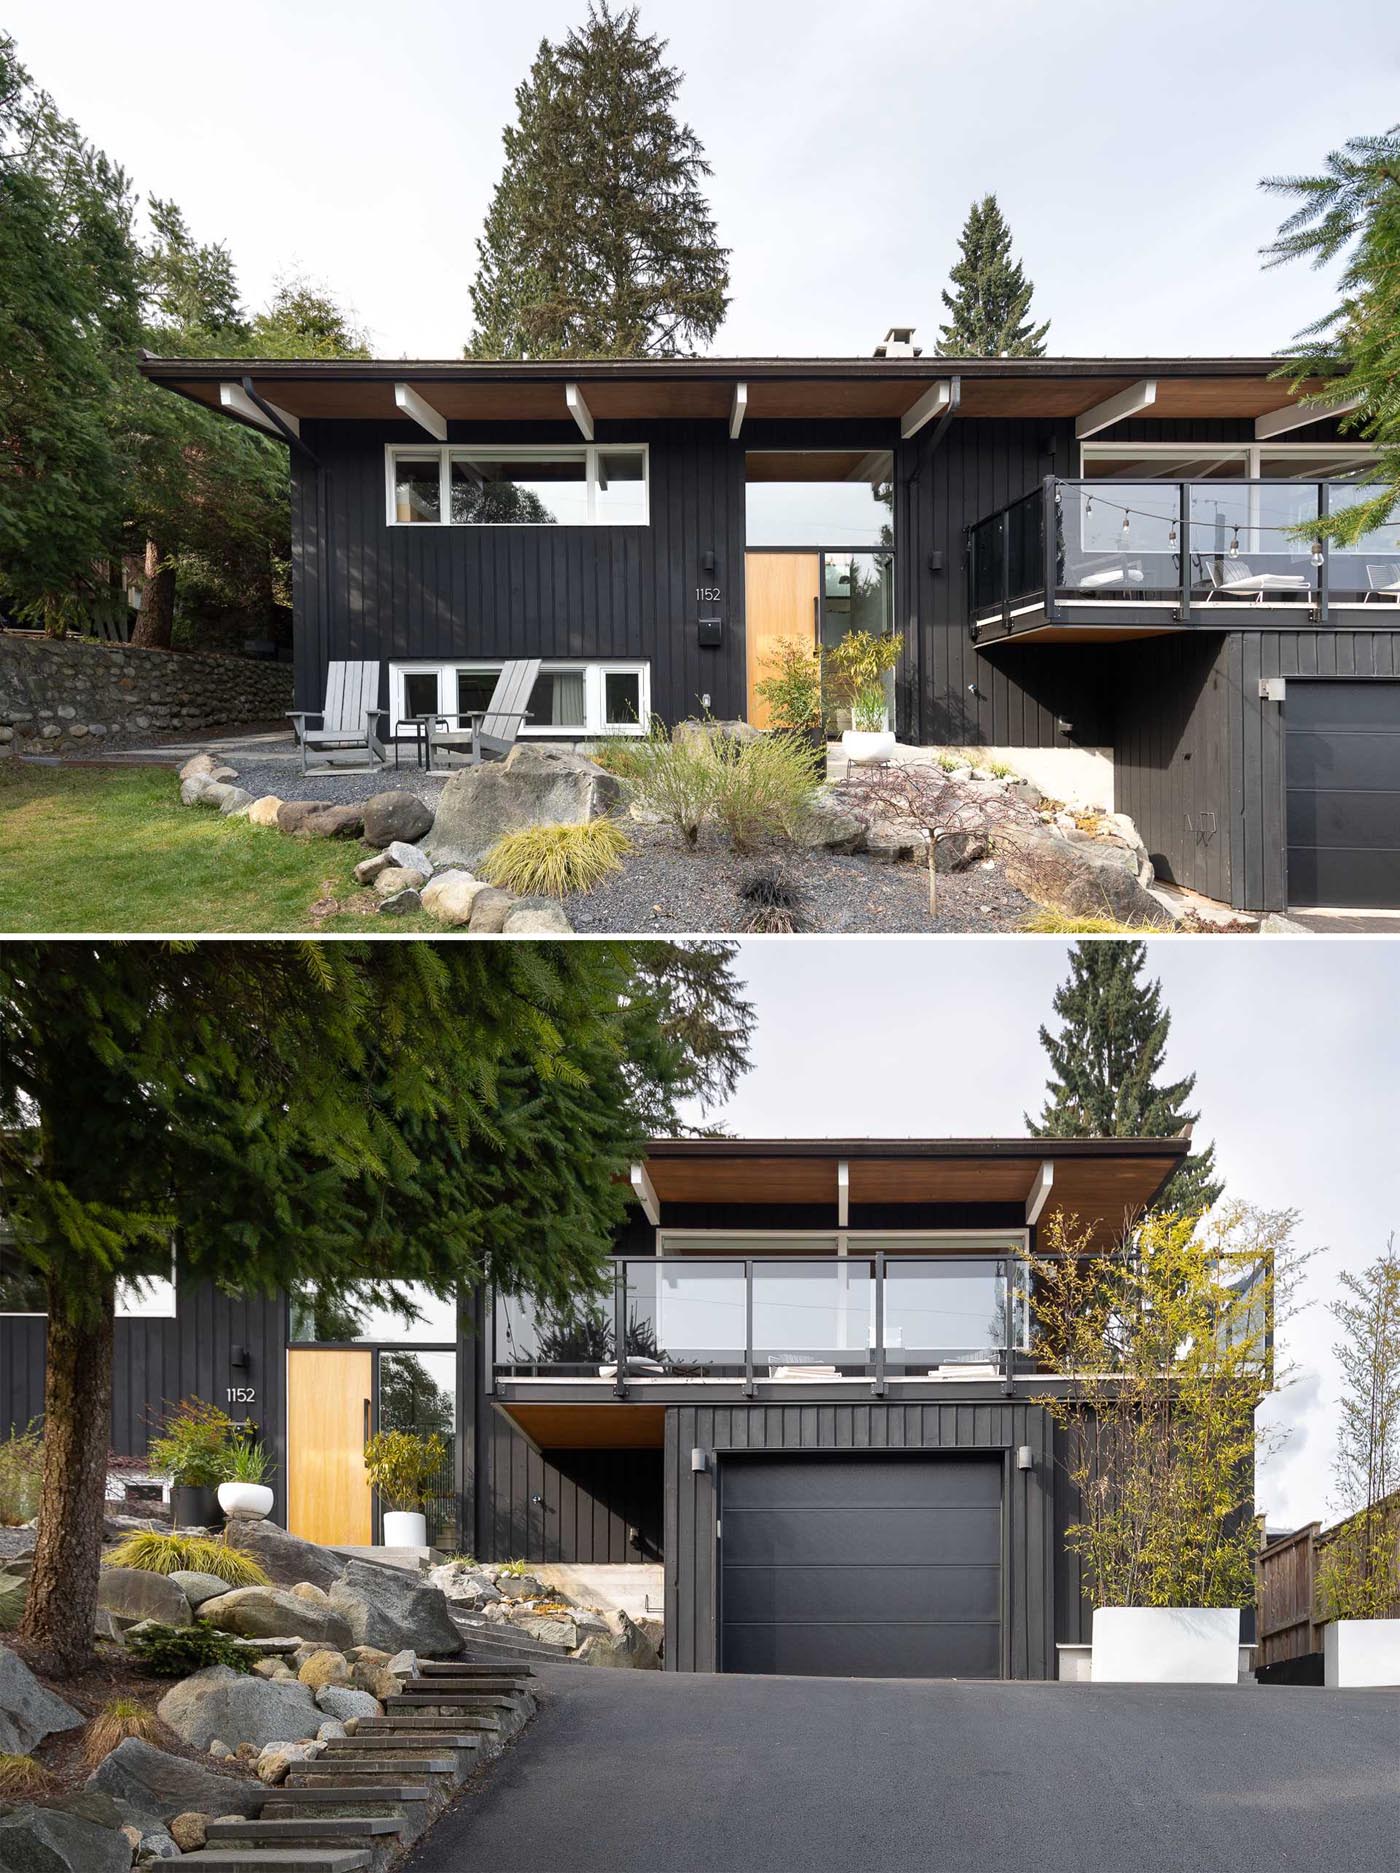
[4, 1134, 1204, 1680]
[139, 344, 1400, 912]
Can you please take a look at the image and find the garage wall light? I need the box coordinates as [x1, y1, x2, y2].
[690, 1447, 710, 1474]
[1016, 1446, 1034, 1472]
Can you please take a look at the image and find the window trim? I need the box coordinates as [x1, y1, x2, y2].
[388, 659, 650, 739]
[0, 1242, 178, 1320]
[1079, 440, 1378, 478]
[385, 443, 650, 528]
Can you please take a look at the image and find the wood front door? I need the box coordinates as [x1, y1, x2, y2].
[287, 1348, 373, 1547]
[745, 552, 820, 727]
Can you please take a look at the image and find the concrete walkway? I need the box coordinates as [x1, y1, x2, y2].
[405, 1668, 1399, 1873]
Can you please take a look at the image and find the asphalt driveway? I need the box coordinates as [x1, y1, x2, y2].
[406, 1666, 1400, 1873]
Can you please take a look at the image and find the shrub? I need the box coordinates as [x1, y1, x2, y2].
[0, 1422, 44, 1525]
[754, 637, 822, 731]
[0, 1753, 56, 1798]
[499, 1558, 529, 1578]
[224, 1437, 273, 1485]
[709, 731, 818, 854]
[125, 1620, 256, 1677]
[0, 1575, 27, 1631]
[481, 819, 631, 898]
[739, 865, 807, 934]
[822, 629, 901, 712]
[363, 1429, 449, 1514]
[602, 722, 717, 845]
[146, 1398, 240, 1487]
[81, 1697, 163, 1768]
[1019, 912, 1147, 935]
[584, 740, 641, 777]
[104, 1530, 269, 1587]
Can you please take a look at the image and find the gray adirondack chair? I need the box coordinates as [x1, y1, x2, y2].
[429, 658, 540, 769]
[288, 661, 388, 772]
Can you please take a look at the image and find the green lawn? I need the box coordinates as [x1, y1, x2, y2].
[0, 764, 435, 933]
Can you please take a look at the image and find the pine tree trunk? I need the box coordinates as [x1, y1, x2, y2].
[132, 539, 175, 649]
[17, 1273, 114, 1674]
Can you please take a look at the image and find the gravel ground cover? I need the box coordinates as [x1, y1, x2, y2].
[565, 824, 1036, 934]
[223, 758, 450, 809]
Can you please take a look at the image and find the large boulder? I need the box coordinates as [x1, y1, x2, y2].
[328, 1560, 462, 1658]
[168, 1571, 235, 1609]
[97, 1566, 192, 1630]
[0, 1647, 82, 1753]
[420, 870, 488, 927]
[428, 1561, 503, 1609]
[314, 1684, 382, 1723]
[792, 796, 865, 853]
[422, 745, 621, 870]
[574, 1608, 661, 1670]
[276, 801, 364, 839]
[198, 1585, 352, 1651]
[673, 717, 762, 753]
[156, 1663, 321, 1752]
[0, 1806, 131, 1873]
[501, 898, 573, 934]
[216, 1519, 344, 1593]
[468, 887, 515, 933]
[86, 1737, 264, 1822]
[361, 792, 434, 848]
[995, 824, 1169, 926]
[246, 795, 283, 828]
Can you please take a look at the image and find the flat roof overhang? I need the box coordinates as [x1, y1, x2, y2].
[137, 353, 1341, 434]
[496, 1401, 666, 1450]
[631, 1136, 1189, 1247]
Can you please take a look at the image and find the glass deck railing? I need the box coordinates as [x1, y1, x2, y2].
[492, 1256, 1027, 1385]
[967, 479, 1400, 629]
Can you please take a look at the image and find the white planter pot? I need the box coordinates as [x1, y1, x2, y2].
[841, 728, 896, 766]
[1091, 1606, 1240, 1684]
[382, 1510, 427, 1548]
[1324, 1618, 1400, 1688]
[216, 1481, 273, 1520]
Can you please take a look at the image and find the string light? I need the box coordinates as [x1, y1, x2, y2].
[1167, 522, 1178, 547]
[1121, 514, 1130, 540]
[1311, 541, 1325, 568]
[1228, 527, 1241, 559]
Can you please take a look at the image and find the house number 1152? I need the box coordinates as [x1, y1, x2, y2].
[225, 1386, 256, 1405]
[695, 586, 722, 603]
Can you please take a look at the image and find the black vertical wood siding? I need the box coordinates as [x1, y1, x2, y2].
[1, 1284, 290, 1522]
[484, 1410, 662, 1564]
[291, 420, 747, 727]
[664, 1400, 1057, 1679]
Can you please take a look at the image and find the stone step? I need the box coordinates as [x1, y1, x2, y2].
[290, 1754, 458, 1776]
[394, 1685, 524, 1703]
[322, 1734, 482, 1753]
[406, 1671, 534, 1691]
[206, 1820, 405, 1843]
[355, 1715, 499, 1733]
[416, 1659, 536, 1677]
[453, 1622, 573, 1658]
[285, 1766, 452, 1790]
[262, 1788, 432, 1808]
[173, 1854, 371, 1873]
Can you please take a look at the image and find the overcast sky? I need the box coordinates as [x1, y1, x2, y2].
[6, 0, 1397, 359]
[684, 937, 1400, 1534]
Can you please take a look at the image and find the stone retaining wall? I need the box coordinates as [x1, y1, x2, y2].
[0, 630, 293, 756]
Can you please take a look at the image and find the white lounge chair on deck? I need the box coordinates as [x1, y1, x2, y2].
[1077, 561, 1146, 591]
[1364, 564, 1400, 602]
[428, 658, 541, 769]
[1203, 559, 1310, 603]
[288, 661, 387, 772]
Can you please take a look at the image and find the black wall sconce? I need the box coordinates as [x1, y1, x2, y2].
[230, 1344, 249, 1371]
[927, 550, 944, 574]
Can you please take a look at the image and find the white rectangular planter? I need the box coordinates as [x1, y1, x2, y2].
[1323, 1619, 1400, 1688]
[1091, 1607, 1241, 1684]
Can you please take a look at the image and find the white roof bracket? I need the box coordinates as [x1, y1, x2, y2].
[219, 380, 300, 440]
[1025, 1160, 1055, 1227]
[394, 382, 448, 441]
[566, 382, 594, 441]
[900, 379, 953, 441]
[729, 382, 748, 440]
[1255, 393, 1364, 440]
[1075, 379, 1157, 440]
[837, 1160, 850, 1229]
[630, 1162, 660, 1226]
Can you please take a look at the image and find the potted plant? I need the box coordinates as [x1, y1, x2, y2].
[1315, 1238, 1400, 1688]
[822, 630, 900, 766]
[217, 1434, 275, 1522]
[363, 1428, 449, 1548]
[147, 1398, 238, 1529]
[1029, 1205, 1302, 1684]
[754, 637, 824, 758]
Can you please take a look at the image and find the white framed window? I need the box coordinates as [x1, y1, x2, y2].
[389, 659, 650, 738]
[0, 1229, 177, 1319]
[386, 444, 649, 528]
[1080, 441, 1377, 480]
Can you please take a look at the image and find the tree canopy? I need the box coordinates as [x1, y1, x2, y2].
[467, 3, 729, 358]
[1261, 126, 1400, 546]
[0, 939, 752, 1668]
[936, 194, 1049, 358]
[1027, 941, 1222, 1215]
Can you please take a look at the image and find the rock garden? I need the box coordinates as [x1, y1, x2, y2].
[170, 723, 1228, 935]
[0, 1496, 654, 1873]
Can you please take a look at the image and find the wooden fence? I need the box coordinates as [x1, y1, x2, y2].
[1256, 1511, 1400, 1667]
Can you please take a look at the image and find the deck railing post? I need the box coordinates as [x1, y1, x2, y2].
[1317, 482, 1330, 625]
[613, 1259, 628, 1398]
[872, 1253, 887, 1397]
[743, 1260, 755, 1398]
[1179, 482, 1191, 622]
[1042, 476, 1059, 622]
[1000, 511, 1010, 629]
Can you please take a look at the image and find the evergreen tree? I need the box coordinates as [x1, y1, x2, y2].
[467, 3, 729, 358]
[1026, 941, 1222, 1214]
[1261, 127, 1400, 546]
[936, 194, 1049, 358]
[0, 939, 752, 1671]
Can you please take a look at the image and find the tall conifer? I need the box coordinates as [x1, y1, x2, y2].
[936, 194, 1049, 357]
[467, 4, 729, 358]
[1027, 942, 1222, 1214]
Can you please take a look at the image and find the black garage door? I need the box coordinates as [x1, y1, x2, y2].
[1286, 682, 1400, 908]
[719, 1456, 1002, 1679]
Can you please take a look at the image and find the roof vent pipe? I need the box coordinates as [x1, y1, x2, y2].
[874, 326, 921, 358]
